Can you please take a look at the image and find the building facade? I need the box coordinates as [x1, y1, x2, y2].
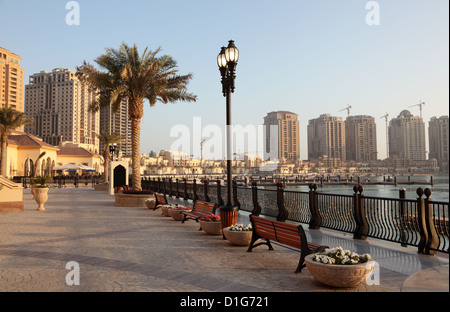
[263, 111, 300, 162]
[388, 110, 426, 161]
[24, 68, 100, 153]
[307, 114, 346, 161]
[345, 115, 377, 161]
[99, 98, 131, 157]
[428, 115, 449, 171]
[0, 47, 24, 111]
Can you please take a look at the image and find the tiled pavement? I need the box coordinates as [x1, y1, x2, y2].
[0, 188, 448, 294]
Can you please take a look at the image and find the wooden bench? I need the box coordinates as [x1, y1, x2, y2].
[248, 215, 328, 273]
[181, 200, 216, 224]
[154, 193, 168, 211]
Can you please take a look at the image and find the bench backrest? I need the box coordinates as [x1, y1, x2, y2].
[193, 200, 215, 215]
[250, 215, 303, 250]
[156, 193, 167, 204]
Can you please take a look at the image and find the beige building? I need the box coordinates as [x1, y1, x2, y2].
[56, 143, 102, 172]
[264, 111, 300, 162]
[345, 115, 377, 161]
[428, 115, 449, 171]
[5, 130, 59, 178]
[24, 68, 100, 153]
[389, 110, 426, 161]
[308, 114, 346, 161]
[0, 47, 25, 111]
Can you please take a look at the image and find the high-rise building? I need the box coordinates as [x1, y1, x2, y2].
[0, 47, 25, 111]
[263, 111, 300, 162]
[428, 115, 449, 171]
[99, 98, 132, 157]
[345, 115, 378, 161]
[24, 68, 100, 153]
[388, 110, 426, 161]
[307, 114, 345, 161]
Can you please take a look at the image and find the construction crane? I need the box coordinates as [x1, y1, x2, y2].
[409, 101, 425, 118]
[380, 113, 389, 159]
[339, 105, 352, 117]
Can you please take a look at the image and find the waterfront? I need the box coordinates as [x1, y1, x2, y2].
[272, 175, 449, 202]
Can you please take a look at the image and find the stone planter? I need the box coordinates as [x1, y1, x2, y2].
[161, 206, 171, 217]
[30, 184, 36, 200]
[168, 209, 186, 221]
[199, 220, 222, 236]
[114, 193, 153, 207]
[34, 187, 49, 211]
[145, 198, 156, 209]
[94, 184, 109, 192]
[223, 228, 252, 246]
[304, 254, 375, 288]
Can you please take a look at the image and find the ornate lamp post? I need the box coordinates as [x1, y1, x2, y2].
[217, 40, 239, 232]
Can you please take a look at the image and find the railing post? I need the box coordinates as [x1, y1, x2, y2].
[217, 179, 224, 207]
[168, 178, 173, 196]
[204, 179, 210, 202]
[175, 178, 180, 198]
[353, 185, 368, 240]
[417, 188, 429, 254]
[276, 182, 288, 222]
[251, 181, 261, 216]
[183, 178, 189, 200]
[308, 183, 321, 229]
[399, 188, 408, 246]
[424, 188, 439, 255]
[232, 179, 240, 209]
[193, 178, 199, 201]
[162, 178, 166, 194]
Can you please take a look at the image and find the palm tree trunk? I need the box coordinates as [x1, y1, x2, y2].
[131, 116, 141, 191]
[0, 133, 7, 177]
[103, 150, 110, 183]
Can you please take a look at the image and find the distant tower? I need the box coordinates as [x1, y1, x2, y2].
[0, 47, 25, 112]
[388, 110, 426, 160]
[307, 114, 345, 161]
[263, 111, 300, 162]
[428, 115, 449, 170]
[345, 115, 378, 161]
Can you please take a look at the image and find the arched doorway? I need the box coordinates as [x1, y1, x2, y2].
[113, 165, 126, 188]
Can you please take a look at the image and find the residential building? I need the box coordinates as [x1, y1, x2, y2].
[263, 111, 300, 162]
[0, 47, 25, 111]
[99, 98, 132, 156]
[345, 115, 377, 161]
[307, 114, 346, 161]
[24, 68, 100, 153]
[428, 115, 449, 171]
[388, 110, 426, 161]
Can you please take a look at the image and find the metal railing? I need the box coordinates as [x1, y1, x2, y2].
[142, 177, 449, 254]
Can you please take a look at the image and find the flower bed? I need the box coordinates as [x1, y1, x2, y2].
[305, 247, 375, 288]
[199, 214, 222, 235]
[161, 204, 175, 217]
[168, 205, 191, 221]
[223, 223, 253, 246]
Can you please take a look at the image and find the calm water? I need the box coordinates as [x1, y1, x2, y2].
[283, 175, 449, 202]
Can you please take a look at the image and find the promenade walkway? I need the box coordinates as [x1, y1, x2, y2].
[0, 187, 448, 293]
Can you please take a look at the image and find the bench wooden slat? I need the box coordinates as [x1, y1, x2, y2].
[248, 214, 328, 273]
[181, 200, 216, 223]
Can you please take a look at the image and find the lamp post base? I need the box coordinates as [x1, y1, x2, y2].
[219, 205, 239, 239]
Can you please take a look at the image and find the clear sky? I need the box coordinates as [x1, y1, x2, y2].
[1, 0, 448, 160]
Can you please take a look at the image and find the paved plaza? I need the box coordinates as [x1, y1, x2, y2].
[0, 187, 448, 294]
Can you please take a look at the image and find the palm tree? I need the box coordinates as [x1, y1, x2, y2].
[76, 43, 197, 190]
[0, 108, 33, 177]
[97, 131, 121, 183]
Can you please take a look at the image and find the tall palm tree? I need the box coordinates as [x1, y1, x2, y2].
[0, 108, 33, 177]
[76, 43, 197, 190]
[97, 131, 121, 183]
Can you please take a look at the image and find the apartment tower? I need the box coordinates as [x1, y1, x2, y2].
[24, 68, 100, 153]
[388, 110, 426, 161]
[307, 114, 346, 161]
[345, 115, 378, 161]
[0, 47, 25, 111]
[428, 115, 449, 171]
[99, 98, 132, 157]
[263, 111, 300, 162]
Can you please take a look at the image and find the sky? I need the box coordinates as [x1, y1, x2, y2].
[1, 0, 448, 160]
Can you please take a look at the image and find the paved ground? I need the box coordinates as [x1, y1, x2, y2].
[0, 187, 448, 296]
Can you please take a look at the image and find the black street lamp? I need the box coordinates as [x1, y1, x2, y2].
[217, 40, 239, 231]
